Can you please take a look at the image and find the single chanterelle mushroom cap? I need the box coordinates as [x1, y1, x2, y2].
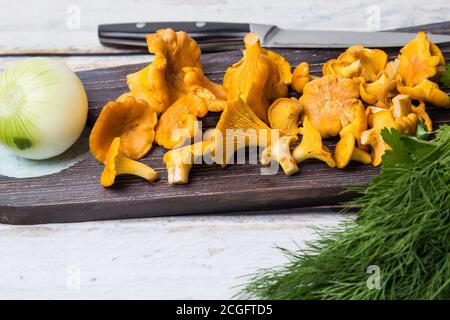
[155, 93, 208, 149]
[223, 32, 289, 123]
[335, 100, 371, 168]
[360, 109, 394, 167]
[335, 132, 372, 169]
[261, 135, 299, 176]
[163, 141, 212, 184]
[398, 32, 445, 87]
[291, 62, 312, 94]
[126, 28, 226, 113]
[359, 59, 400, 108]
[89, 96, 158, 164]
[323, 45, 388, 82]
[337, 99, 367, 146]
[293, 116, 336, 167]
[212, 87, 272, 166]
[100, 137, 159, 187]
[268, 97, 303, 136]
[299, 75, 360, 138]
[397, 78, 450, 108]
[390, 94, 419, 135]
[183, 67, 227, 112]
[263, 49, 293, 85]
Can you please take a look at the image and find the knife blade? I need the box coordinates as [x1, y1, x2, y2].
[98, 21, 450, 51]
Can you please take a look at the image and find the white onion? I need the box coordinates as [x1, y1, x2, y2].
[0, 58, 88, 159]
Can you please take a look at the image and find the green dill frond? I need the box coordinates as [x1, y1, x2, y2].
[239, 125, 450, 300]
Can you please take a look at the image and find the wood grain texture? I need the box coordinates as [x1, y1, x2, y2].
[0, 22, 449, 225]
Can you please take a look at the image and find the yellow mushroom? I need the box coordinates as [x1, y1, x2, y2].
[323, 59, 361, 79]
[223, 32, 289, 123]
[100, 137, 159, 187]
[163, 141, 212, 184]
[334, 100, 371, 168]
[155, 93, 208, 149]
[359, 59, 400, 108]
[398, 31, 445, 87]
[183, 67, 227, 112]
[263, 49, 293, 85]
[261, 135, 299, 176]
[323, 45, 388, 82]
[335, 133, 372, 168]
[390, 95, 418, 136]
[89, 96, 158, 164]
[361, 94, 419, 166]
[299, 75, 361, 138]
[395, 32, 448, 108]
[412, 101, 432, 131]
[291, 62, 312, 94]
[360, 129, 388, 167]
[213, 88, 272, 166]
[397, 78, 450, 108]
[293, 116, 336, 167]
[126, 28, 226, 113]
[337, 99, 367, 145]
[268, 97, 303, 136]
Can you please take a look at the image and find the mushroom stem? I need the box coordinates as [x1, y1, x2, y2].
[261, 135, 299, 176]
[100, 137, 159, 187]
[360, 129, 388, 167]
[351, 147, 372, 165]
[293, 116, 336, 168]
[392, 94, 412, 119]
[163, 141, 211, 184]
[114, 154, 160, 182]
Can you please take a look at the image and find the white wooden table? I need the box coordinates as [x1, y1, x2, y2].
[0, 0, 447, 299]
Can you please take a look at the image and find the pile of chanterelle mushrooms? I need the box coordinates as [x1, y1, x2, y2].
[89, 29, 449, 186]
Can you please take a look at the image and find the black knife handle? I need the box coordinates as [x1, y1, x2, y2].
[98, 21, 251, 51]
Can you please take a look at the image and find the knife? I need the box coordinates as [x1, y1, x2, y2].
[98, 21, 450, 52]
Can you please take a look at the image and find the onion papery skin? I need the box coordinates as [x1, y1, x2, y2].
[0, 58, 88, 159]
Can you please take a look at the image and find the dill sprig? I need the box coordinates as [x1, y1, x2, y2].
[239, 125, 450, 300]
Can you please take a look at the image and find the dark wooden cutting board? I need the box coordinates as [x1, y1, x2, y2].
[1, 22, 449, 224]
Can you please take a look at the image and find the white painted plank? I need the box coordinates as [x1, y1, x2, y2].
[0, 0, 448, 53]
[0, 214, 351, 299]
[0, 55, 151, 72]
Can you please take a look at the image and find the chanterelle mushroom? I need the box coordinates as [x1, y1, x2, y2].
[212, 89, 272, 166]
[183, 67, 227, 112]
[261, 135, 299, 176]
[89, 96, 158, 163]
[397, 78, 450, 108]
[293, 116, 336, 167]
[268, 97, 303, 136]
[411, 101, 432, 131]
[334, 99, 371, 168]
[299, 75, 361, 138]
[323, 45, 388, 82]
[155, 93, 208, 150]
[100, 137, 159, 187]
[335, 132, 371, 169]
[291, 62, 312, 94]
[223, 32, 289, 123]
[127, 28, 226, 113]
[398, 31, 445, 87]
[163, 141, 212, 184]
[361, 94, 419, 166]
[359, 59, 400, 108]
[395, 32, 449, 108]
